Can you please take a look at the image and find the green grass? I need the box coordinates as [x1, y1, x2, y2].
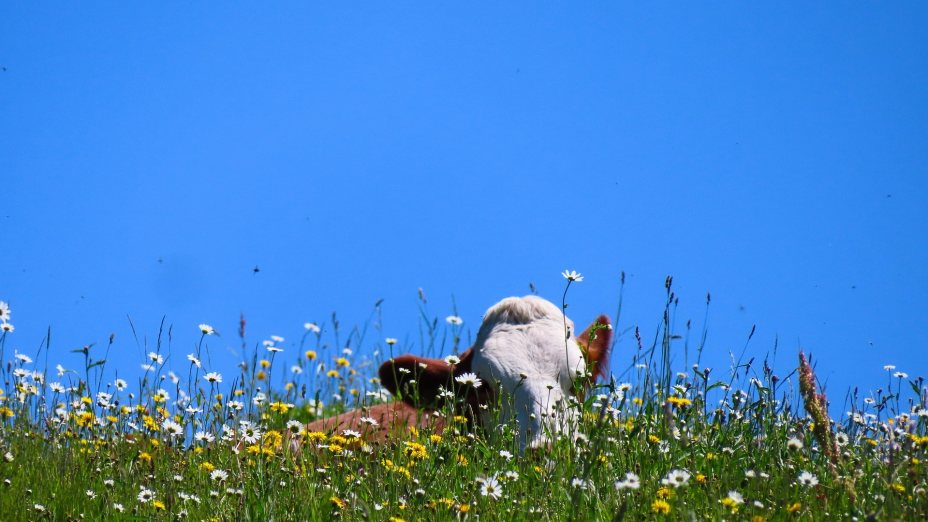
[0, 282, 925, 521]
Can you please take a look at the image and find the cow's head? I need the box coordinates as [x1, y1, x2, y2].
[379, 296, 611, 448]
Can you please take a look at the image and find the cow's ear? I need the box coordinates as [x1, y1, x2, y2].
[379, 355, 455, 408]
[577, 315, 612, 381]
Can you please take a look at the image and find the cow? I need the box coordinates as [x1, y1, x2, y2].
[303, 296, 611, 451]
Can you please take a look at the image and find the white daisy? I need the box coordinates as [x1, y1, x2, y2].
[455, 372, 483, 388]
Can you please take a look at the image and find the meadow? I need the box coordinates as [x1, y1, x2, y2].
[0, 276, 925, 521]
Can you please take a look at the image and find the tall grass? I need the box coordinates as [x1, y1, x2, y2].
[0, 279, 925, 521]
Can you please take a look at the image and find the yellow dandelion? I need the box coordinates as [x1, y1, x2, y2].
[305, 350, 317, 360]
[651, 499, 671, 514]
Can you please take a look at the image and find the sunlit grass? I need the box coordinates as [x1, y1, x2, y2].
[0, 280, 925, 521]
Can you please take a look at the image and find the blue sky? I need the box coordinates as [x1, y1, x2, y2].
[2, 3, 926, 412]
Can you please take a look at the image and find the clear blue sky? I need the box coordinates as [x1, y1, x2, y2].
[2, 3, 926, 412]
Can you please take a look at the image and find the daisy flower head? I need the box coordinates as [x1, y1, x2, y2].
[444, 355, 461, 365]
[446, 315, 464, 325]
[1, 322, 13, 333]
[162, 419, 184, 438]
[455, 372, 482, 388]
[194, 431, 215, 443]
[147, 352, 164, 364]
[203, 372, 222, 384]
[198, 324, 215, 335]
[138, 488, 155, 503]
[835, 432, 850, 447]
[787, 437, 804, 450]
[661, 469, 691, 488]
[478, 476, 502, 500]
[14, 352, 32, 364]
[114, 378, 127, 391]
[0, 300, 10, 321]
[562, 269, 584, 282]
[210, 469, 229, 482]
[187, 354, 202, 368]
[304, 322, 321, 333]
[385, 338, 398, 345]
[615, 472, 641, 490]
[797, 471, 819, 487]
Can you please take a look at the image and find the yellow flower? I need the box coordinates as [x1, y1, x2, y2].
[459, 503, 471, 513]
[139, 452, 152, 463]
[430, 434, 443, 444]
[326, 370, 339, 378]
[667, 396, 692, 407]
[200, 461, 215, 472]
[632, 397, 643, 406]
[330, 496, 347, 510]
[656, 486, 673, 499]
[269, 402, 291, 414]
[648, 434, 661, 444]
[404, 442, 428, 460]
[891, 483, 905, 493]
[260, 359, 271, 368]
[695, 473, 707, 484]
[389, 518, 406, 522]
[256, 371, 267, 381]
[457, 454, 468, 466]
[335, 357, 350, 368]
[305, 350, 317, 360]
[302, 431, 327, 443]
[651, 499, 671, 514]
[787, 502, 801, 514]
[153, 500, 166, 511]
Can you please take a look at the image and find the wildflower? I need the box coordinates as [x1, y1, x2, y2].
[291, 365, 303, 374]
[0, 301, 9, 321]
[661, 469, 691, 488]
[446, 315, 464, 325]
[1, 323, 14, 333]
[113, 503, 125, 512]
[787, 502, 801, 513]
[615, 472, 641, 490]
[787, 437, 804, 450]
[187, 354, 202, 368]
[359, 416, 379, 427]
[3, 452, 13, 462]
[499, 450, 513, 460]
[210, 469, 229, 482]
[479, 476, 502, 500]
[797, 471, 819, 487]
[194, 431, 215, 443]
[883, 365, 896, 371]
[304, 322, 321, 333]
[162, 419, 184, 438]
[198, 324, 215, 335]
[49, 382, 66, 393]
[33, 504, 46, 514]
[721, 490, 744, 507]
[386, 338, 398, 345]
[651, 499, 671, 514]
[444, 355, 461, 365]
[335, 357, 350, 368]
[267, 345, 283, 353]
[104, 479, 115, 488]
[240, 424, 262, 444]
[835, 432, 849, 447]
[204, 372, 222, 384]
[14, 352, 32, 364]
[86, 489, 97, 499]
[114, 378, 127, 391]
[147, 351, 164, 364]
[562, 270, 584, 282]
[330, 496, 347, 510]
[404, 441, 428, 460]
[894, 371, 909, 379]
[455, 372, 483, 388]
[138, 488, 155, 503]
[305, 350, 317, 360]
